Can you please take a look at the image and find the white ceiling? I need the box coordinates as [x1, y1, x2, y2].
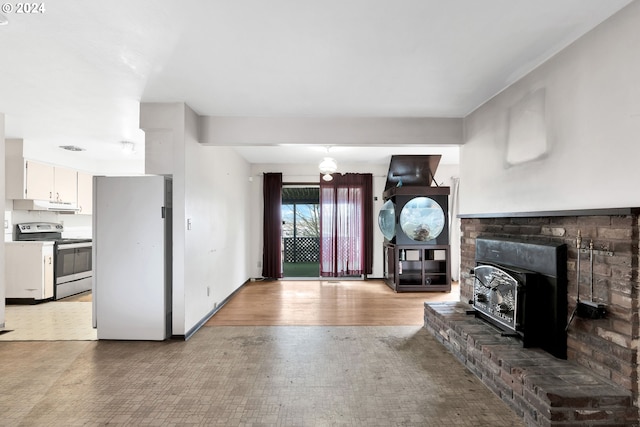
[0, 0, 632, 165]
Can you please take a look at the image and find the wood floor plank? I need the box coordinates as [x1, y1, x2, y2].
[205, 279, 459, 326]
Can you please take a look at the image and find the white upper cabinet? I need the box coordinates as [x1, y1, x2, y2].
[53, 167, 78, 204]
[14, 160, 78, 204]
[24, 160, 54, 200]
[5, 139, 86, 211]
[77, 172, 93, 215]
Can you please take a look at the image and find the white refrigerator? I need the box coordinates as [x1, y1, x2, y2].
[92, 175, 172, 340]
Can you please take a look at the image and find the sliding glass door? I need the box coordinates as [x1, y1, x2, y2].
[281, 186, 320, 278]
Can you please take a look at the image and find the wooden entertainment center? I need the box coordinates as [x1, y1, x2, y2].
[379, 155, 451, 292]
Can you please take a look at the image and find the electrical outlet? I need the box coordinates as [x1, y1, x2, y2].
[257, 261, 262, 268]
[187, 219, 192, 230]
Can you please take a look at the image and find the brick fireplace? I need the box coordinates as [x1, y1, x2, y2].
[424, 208, 640, 426]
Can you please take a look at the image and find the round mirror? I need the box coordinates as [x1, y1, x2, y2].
[399, 197, 445, 242]
[377, 199, 396, 240]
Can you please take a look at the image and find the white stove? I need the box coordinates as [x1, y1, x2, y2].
[14, 222, 92, 300]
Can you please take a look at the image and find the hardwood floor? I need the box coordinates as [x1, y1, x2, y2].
[205, 279, 459, 326]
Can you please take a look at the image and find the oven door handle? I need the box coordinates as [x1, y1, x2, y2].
[57, 243, 92, 250]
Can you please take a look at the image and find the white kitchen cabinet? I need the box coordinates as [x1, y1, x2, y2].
[77, 172, 93, 215]
[25, 160, 54, 200]
[5, 139, 54, 200]
[54, 167, 78, 204]
[5, 241, 55, 301]
[7, 159, 77, 204]
[5, 139, 78, 205]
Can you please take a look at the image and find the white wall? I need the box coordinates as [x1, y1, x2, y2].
[141, 102, 186, 334]
[9, 210, 91, 239]
[1, 113, 5, 328]
[183, 108, 251, 331]
[460, 1, 640, 214]
[248, 161, 460, 280]
[141, 102, 252, 336]
[434, 164, 461, 281]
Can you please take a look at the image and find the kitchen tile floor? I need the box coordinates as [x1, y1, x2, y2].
[0, 301, 96, 341]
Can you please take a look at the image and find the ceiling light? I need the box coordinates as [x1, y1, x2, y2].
[59, 145, 86, 152]
[319, 157, 337, 174]
[319, 156, 337, 182]
[121, 141, 135, 154]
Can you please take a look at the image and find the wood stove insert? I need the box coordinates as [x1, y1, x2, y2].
[472, 237, 567, 359]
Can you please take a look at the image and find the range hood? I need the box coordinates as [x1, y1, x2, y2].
[13, 199, 80, 213]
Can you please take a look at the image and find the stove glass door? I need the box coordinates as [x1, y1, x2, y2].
[56, 244, 92, 284]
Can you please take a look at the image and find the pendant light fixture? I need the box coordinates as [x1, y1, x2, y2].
[319, 156, 337, 181]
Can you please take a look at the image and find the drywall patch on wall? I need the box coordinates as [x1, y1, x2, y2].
[506, 88, 547, 166]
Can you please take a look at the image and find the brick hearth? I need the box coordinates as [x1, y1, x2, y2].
[424, 301, 636, 426]
[457, 211, 639, 396]
[421, 208, 640, 425]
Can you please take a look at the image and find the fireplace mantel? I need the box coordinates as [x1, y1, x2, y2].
[458, 207, 640, 219]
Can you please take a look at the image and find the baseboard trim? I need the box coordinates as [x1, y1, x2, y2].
[5, 297, 52, 305]
[172, 278, 251, 341]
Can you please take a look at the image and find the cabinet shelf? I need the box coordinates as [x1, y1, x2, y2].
[384, 244, 451, 292]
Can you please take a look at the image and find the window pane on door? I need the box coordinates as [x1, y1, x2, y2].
[282, 186, 320, 277]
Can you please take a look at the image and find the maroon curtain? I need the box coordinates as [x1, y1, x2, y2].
[320, 173, 373, 277]
[362, 175, 373, 275]
[262, 173, 282, 279]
